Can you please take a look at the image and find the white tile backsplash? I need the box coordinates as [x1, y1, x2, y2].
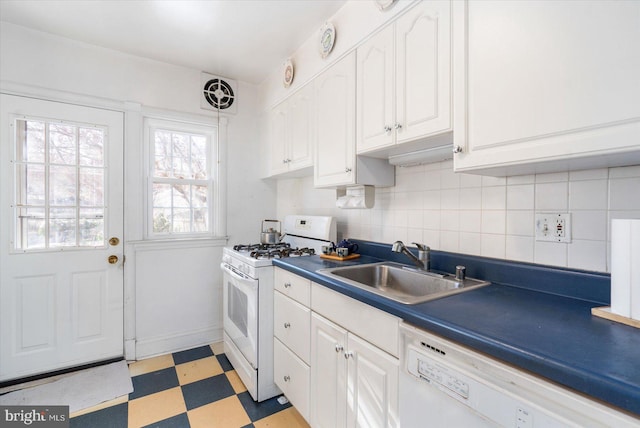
[507, 184, 534, 210]
[534, 241, 568, 267]
[277, 161, 640, 273]
[569, 180, 608, 210]
[505, 235, 535, 263]
[572, 210, 607, 241]
[482, 186, 507, 210]
[568, 240, 607, 272]
[610, 177, 640, 210]
[506, 211, 534, 236]
[535, 182, 568, 211]
[481, 210, 506, 235]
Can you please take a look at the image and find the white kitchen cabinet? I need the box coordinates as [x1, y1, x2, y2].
[309, 312, 348, 428]
[273, 291, 311, 364]
[268, 83, 314, 177]
[310, 312, 399, 428]
[273, 337, 310, 421]
[310, 282, 400, 428]
[357, 1, 452, 155]
[315, 52, 394, 188]
[453, 0, 640, 176]
[273, 268, 312, 422]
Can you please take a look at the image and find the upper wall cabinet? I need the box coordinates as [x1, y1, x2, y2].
[315, 52, 395, 188]
[357, 1, 452, 156]
[268, 83, 315, 177]
[453, 0, 640, 176]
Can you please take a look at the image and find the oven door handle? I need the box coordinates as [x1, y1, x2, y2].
[220, 262, 252, 281]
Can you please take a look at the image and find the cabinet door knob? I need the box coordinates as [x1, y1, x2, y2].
[394, 123, 402, 130]
[453, 145, 463, 154]
[345, 168, 352, 173]
[284, 322, 291, 329]
[284, 282, 291, 288]
[283, 375, 290, 382]
[335, 344, 344, 353]
[344, 352, 353, 360]
[384, 125, 392, 133]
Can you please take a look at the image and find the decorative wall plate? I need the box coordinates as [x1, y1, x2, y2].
[374, 0, 397, 11]
[283, 59, 294, 88]
[319, 22, 336, 58]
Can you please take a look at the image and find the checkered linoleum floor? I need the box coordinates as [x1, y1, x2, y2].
[70, 342, 309, 428]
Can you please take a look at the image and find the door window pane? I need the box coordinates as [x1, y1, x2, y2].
[79, 167, 104, 206]
[79, 127, 104, 167]
[79, 208, 104, 246]
[49, 123, 76, 165]
[49, 208, 76, 247]
[14, 119, 107, 250]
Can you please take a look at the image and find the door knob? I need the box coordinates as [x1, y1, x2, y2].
[108, 255, 118, 264]
[109, 237, 120, 246]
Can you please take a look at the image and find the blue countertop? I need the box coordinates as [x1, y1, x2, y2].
[273, 242, 640, 417]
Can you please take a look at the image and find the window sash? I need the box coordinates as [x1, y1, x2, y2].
[146, 121, 217, 238]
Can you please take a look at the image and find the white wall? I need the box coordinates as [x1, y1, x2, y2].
[276, 161, 640, 273]
[1, 22, 276, 358]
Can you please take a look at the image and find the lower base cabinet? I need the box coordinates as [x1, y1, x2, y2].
[310, 312, 399, 428]
[273, 337, 310, 421]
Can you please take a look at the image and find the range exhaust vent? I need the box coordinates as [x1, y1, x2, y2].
[201, 72, 237, 114]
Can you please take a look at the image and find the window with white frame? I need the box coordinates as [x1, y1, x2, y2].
[145, 119, 220, 238]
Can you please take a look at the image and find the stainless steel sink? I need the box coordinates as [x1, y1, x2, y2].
[317, 262, 490, 305]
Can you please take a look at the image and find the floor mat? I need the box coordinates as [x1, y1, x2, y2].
[0, 360, 133, 413]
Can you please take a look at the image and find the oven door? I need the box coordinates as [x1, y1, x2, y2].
[221, 262, 258, 369]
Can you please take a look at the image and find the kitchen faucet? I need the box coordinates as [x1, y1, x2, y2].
[392, 241, 430, 271]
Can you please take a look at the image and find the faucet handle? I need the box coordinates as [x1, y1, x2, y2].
[412, 242, 430, 251]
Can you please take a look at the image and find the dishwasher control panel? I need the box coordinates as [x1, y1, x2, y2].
[407, 346, 470, 401]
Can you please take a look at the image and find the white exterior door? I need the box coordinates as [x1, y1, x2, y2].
[0, 94, 124, 381]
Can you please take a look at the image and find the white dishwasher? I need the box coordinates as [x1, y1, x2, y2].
[399, 323, 638, 428]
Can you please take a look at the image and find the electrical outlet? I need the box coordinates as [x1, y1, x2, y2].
[535, 213, 571, 243]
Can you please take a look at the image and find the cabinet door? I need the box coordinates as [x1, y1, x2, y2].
[288, 83, 315, 171]
[274, 338, 310, 422]
[453, 0, 640, 175]
[310, 313, 348, 428]
[357, 25, 395, 153]
[269, 101, 289, 176]
[314, 52, 357, 188]
[346, 334, 399, 428]
[274, 267, 311, 306]
[274, 291, 311, 364]
[396, 0, 451, 144]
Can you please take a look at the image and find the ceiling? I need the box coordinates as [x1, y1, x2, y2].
[0, 0, 347, 84]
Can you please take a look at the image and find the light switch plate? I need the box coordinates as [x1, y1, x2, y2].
[535, 213, 571, 243]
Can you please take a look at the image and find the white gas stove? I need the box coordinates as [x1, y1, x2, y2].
[221, 215, 336, 401]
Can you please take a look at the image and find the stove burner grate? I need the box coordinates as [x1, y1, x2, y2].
[233, 243, 291, 253]
[235, 243, 315, 259]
